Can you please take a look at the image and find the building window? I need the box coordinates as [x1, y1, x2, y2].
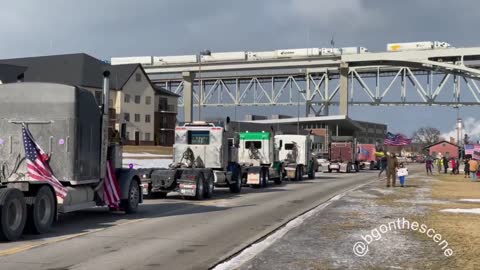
[124, 94, 130, 103]
[124, 113, 130, 122]
[145, 96, 151, 105]
[135, 73, 141, 82]
[135, 95, 141, 104]
[145, 114, 151, 123]
[134, 114, 140, 122]
[145, 133, 151, 141]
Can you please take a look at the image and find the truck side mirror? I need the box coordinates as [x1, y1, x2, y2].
[279, 140, 283, 150]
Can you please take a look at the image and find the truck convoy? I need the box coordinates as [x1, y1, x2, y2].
[275, 134, 316, 180]
[140, 120, 243, 199]
[0, 72, 142, 241]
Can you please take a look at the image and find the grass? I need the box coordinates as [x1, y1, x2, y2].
[428, 173, 480, 269]
[123, 145, 173, 155]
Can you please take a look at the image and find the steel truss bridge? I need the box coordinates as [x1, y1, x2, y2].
[142, 47, 480, 121]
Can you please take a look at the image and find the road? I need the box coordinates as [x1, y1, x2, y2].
[0, 171, 375, 270]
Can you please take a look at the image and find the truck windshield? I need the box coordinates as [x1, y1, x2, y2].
[188, 130, 210, 145]
[245, 141, 262, 149]
[284, 143, 295, 150]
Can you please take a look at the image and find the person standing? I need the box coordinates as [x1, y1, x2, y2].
[442, 156, 448, 174]
[398, 163, 409, 187]
[450, 158, 457, 175]
[378, 155, 388, 178]
[386, 153, 399, 187]
[468, 158, 478, 181]
[425, 158, 434, 176]
[464, 158, 470, 178]
[436, 158, 442, 174]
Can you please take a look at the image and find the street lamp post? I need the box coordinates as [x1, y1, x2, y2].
[198, 50, 211, 121]
[297, 89, 306, 135]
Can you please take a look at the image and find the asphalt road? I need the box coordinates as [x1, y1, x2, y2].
[0, 171, 376, 270]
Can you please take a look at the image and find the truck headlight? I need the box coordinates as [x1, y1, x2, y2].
[142, 174, 148, 178]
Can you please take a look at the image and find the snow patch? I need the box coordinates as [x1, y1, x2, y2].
[440, 208, 480, 215]
[458, 199, 480, 203]
[212, 184, 366, 270]
[122, 158, 171, 169]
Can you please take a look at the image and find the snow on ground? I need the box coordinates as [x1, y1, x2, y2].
[123, 152, 172, 158]
[122, 158, 171, 169]
[440, 208, 480, 215]
[458, 199, 480, 203]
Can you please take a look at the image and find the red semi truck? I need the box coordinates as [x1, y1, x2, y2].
[327, 142, 379, 172]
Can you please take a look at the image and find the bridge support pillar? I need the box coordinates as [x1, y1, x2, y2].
[182, 71, 195, 123]
[339, 62, 349, 116]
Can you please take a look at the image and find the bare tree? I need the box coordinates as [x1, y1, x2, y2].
[412, 127, 441, 147]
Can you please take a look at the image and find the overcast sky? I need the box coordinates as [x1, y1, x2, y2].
[2, 0, 480, 138]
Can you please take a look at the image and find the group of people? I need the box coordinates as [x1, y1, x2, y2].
[425, 156, 460, 176]
[378, 153, 408, 187]
[424, 155, 479, 182]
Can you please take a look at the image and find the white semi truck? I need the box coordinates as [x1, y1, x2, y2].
[0, 72, 142, 241]
[275, 134, 316, 180]
[237, 131, 283, 187]
[139, 120, 243, 199]
[387, 41, 452, 52]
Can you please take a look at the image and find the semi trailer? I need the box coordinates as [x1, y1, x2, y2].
[327, 142, 360, 173]
[140, 120, 243, 199]
[0, 72, 142, 241]
[275, 134, 316, 180]
[387, 41, 452, 52]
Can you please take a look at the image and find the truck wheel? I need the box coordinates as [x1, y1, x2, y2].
[195, 173, 205, 200]
[261, 167, 269, 188]
[0, 188, 27, 241]
[229, 170, 242, 193]
[121, 179, 140, 214]
[296, 166, 303, 181]
[369, 161, 375, 170]
[274, 169, 283, 185]
[204, 174, 214, 199]
[347, 163, 352, 173]
[25, 186, 55, 234]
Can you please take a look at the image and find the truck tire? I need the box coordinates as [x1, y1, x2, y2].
[369, 161, 375, 170]
[0, 188, 27, 241]
[274, 169, 283, 185]
[121, 179, 140, 214]
[204, 174, 214, 199]
[295, 166, 302, 181]
[25, 186, 55, 234]
[347, 163, 352, 173]
[261, 167, 269, 188]
[229, 170, 242, 193]
[308, 164, 315, 180]
[195, 173, 205, 200]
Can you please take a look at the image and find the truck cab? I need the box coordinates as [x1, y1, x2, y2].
[275, 134, 316, 180]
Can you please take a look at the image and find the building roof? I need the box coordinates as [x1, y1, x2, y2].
[153, 85, 181, 97]
[0, 64, 27, 83]
[0, 53, 147, 90]
[424, 140, 459, 149]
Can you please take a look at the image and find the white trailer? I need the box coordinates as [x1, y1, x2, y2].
[275, 48, 321, 58]
[153, 55, 198, 65]
[387, 41, 452, 52]
[321, 48, 342, 56]
[110, 56, 153, 65]
[275, 134, 316, 180]
[238, 131, 283, 187]
[246, 51, 277, 61]
[200, 52, 247, 62]
[340, 47, 369, 54]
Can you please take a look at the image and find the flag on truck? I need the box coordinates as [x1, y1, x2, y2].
[22, 125, 68, 199]
[104, 161, 121, 209]
[384, 132, 412, 146]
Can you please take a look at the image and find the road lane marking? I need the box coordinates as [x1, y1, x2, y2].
[0, 218, 146, 257]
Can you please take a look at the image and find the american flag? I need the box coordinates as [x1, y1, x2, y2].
[104, 161, 121, 209]
[22, 125, 68, 199]
[384, 132, 412, 146]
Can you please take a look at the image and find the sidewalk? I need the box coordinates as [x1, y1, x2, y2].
[237, 165, 480, 270]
